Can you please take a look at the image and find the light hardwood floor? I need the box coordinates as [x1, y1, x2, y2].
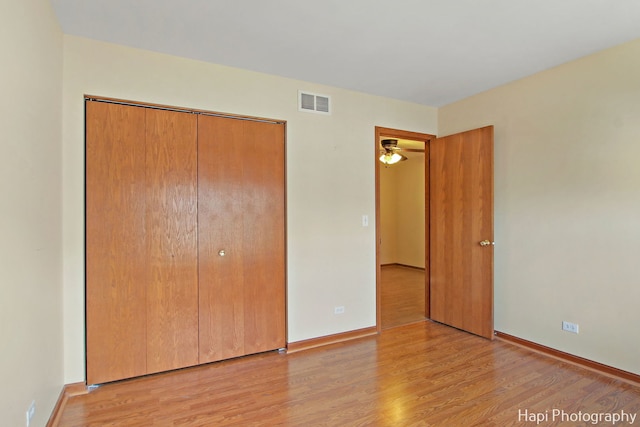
[381, 264, 426, 329]
[57, 321, 640, 426]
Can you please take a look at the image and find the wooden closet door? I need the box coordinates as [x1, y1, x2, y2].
[198, 115, 286, 363]
[241, 120, 286, 354]
[198, 116, 246, 362]
[86, 102, 147, 384]
[145, 109, 199, 373]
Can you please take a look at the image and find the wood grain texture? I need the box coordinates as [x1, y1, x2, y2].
[56, 321, 640, 426]
[423, 141, 430, 319]
[241, 119, 286, 355]
[495, 331, 640, 386]
[87, 98, 286, 384]
[85, 101, 148, 384]
[87, 102, 200, 383]
[380, 265, 426, 329]
[145, 109, 199, 374]
[46, 383, 88, 427]
[198, 116, 247, 362]
[287, 327, 377, 353]
[84, 95, 285, 125]
[198, 115, 286, 363]
[430, 126, 494, 339]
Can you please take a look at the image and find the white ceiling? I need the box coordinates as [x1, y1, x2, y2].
[51, 0, 640, 107]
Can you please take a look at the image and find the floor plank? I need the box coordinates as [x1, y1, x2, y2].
[381, 265, 426, 329]
[57, 321, 640, 426]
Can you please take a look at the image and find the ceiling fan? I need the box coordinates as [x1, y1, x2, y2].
[379, 139, 408, 165]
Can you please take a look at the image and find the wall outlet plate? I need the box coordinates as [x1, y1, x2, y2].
[562, 321, 579, 334]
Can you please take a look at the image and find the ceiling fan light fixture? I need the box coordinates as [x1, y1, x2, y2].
[379, 139, 407, 165]
[379, 151, 406, 165]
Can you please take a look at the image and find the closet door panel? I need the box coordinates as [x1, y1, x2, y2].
[242, 120, 286, 354]
[86, 102, 147, 384]
[198, 115, 246, 363]
[145, 109, 199, 373]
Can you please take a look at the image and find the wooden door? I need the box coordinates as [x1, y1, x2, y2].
[429, 126, 494, 339]
[145, 109, 199, 373]
[197, 116, 246, 362]
[198, 115, 286, 364]
[86, 102, 199, 384]
[86, 102, 148, 384]
[240, 120, 286, 355]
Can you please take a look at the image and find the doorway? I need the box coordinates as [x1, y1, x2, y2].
[375, 125, 495, 338]
[375, 127, 435, 331]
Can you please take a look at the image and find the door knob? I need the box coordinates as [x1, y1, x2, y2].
[218, 249, 226, 256]
[479, 240, 494, 246]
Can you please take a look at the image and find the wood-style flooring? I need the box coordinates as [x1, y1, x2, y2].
[57, 321, 640, 426]
[381, 264, 426, 329]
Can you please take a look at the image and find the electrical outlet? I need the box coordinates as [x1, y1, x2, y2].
[334, 306, 345, 315]
[562, 321, 579, 334]
[26, 400, 35, 427]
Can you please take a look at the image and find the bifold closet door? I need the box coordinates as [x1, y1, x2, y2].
[144, 108, 199, 374]
[86, 102, 199, 384]
[86, 102, 147, 384]
[198, 115, 286, 364]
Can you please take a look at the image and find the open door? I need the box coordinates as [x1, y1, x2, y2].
[374, 127, 434, 332]
[430, 126, 494, 339]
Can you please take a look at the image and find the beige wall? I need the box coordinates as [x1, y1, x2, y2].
[379, 165, 398, 264]
[379, 157, 426, 268]
[0, 0, 64, 425]
[439, 38, 640, 375]
[396, 156, 426, 268]
[62, 36, 438, 382]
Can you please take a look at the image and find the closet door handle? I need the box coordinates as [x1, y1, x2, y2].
[218, 249, 226, 257]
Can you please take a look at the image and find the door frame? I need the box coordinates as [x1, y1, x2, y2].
[375, 126, 435, 332]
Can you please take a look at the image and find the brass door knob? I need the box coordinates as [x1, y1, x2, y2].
[479, 240, 494, 246]
[218, 249, 226, 256]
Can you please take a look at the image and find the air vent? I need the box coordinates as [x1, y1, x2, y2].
[298, 90, 331, 115]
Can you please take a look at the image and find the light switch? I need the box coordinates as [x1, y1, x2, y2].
[362, 215, 369, 227]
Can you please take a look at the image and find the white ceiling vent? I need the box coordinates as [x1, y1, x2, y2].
[298, 90, 331, 115]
